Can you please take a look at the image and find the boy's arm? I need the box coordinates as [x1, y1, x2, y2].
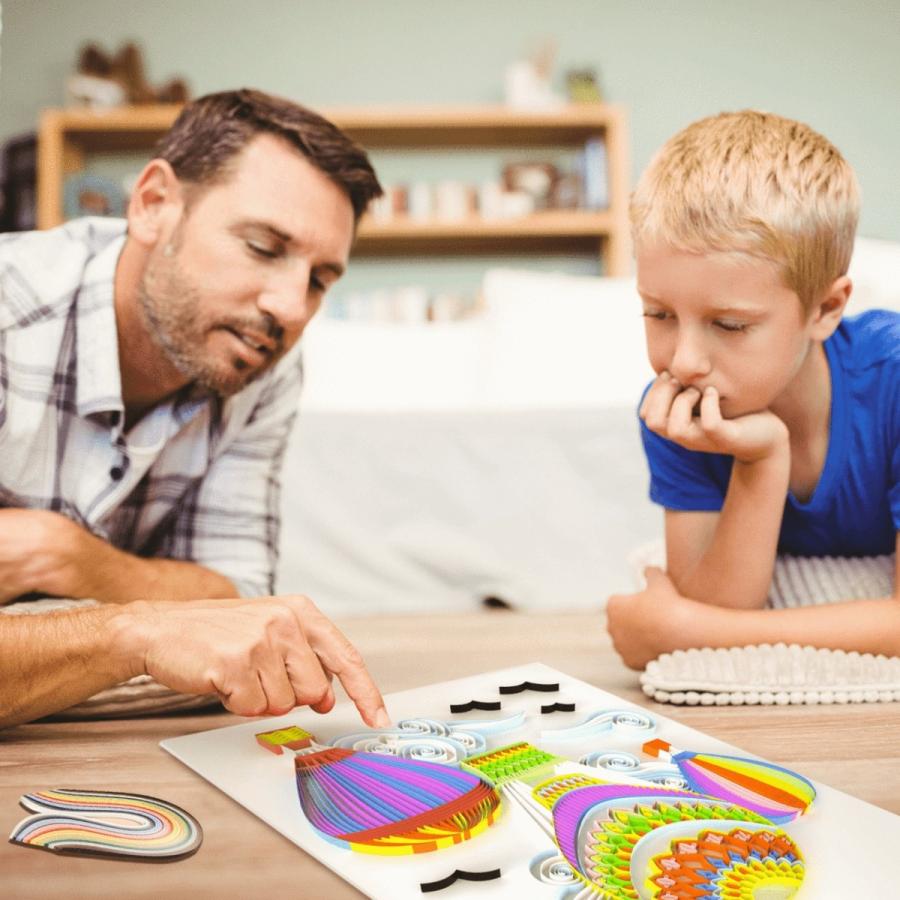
[607, 542, 900, 670]
[642, 375, 790, 609]
[665, 440, 790, 609]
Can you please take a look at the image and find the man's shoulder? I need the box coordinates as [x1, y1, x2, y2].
[0, 218, 126, 329]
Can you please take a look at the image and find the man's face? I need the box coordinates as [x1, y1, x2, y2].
[138, 134, 355, 397]
[636, 242, 816, 419]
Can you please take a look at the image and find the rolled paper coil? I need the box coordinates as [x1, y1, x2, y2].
[294, 747, 501, 855]
[541, 708, 656, 742]
[331, 731, 471, 765]
[445, 710, 527, 734]
[9, 788, 202, 859]
[579, 750, 688, 790]
[529, 850, 580, 886]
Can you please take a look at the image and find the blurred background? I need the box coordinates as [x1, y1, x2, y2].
[1, 0, 898, 614]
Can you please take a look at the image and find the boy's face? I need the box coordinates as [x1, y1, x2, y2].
[636, 242, 816, 419]
[138, 134, 355, 397]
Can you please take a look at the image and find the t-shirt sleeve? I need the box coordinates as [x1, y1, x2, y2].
[888, 366, 900, 534]
[639, 416, 730, 512]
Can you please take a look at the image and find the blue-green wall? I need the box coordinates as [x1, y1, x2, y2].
[2, 0, 897, 267]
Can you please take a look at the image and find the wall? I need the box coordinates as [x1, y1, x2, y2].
[1, 0, 897, 254]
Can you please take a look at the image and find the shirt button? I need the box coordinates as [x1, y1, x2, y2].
[110, 466, 125, 481]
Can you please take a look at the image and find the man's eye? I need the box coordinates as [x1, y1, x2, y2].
[247, 242, 278, 258]
[310, 276, 326, 293]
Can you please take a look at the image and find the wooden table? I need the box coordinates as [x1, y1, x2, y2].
[3, 611, 899, 898]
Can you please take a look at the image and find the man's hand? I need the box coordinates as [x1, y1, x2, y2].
[606, 567, 696, 670]
[0, 509, 86, 603]
[114, 595, 391, 727]
[640, 373, 788, 464]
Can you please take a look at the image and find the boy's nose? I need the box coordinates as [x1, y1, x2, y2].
[669, 331, 712, 383]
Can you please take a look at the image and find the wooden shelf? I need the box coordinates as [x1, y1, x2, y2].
[37, 103, 631, 273]
[355, 211, 613, 255]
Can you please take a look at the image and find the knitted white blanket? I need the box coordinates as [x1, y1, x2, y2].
[627, 542, 899, 705]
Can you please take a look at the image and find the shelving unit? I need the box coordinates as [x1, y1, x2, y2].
[37, 103, 631, 274]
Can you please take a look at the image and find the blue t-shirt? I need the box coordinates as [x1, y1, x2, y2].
[640, 309, 900, 557]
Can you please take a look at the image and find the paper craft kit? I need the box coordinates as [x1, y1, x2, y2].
[161, 663, 900, 898]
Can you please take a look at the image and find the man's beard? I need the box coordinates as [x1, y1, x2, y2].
[137, 245, 284, 398]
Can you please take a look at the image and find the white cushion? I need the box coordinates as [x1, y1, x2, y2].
[480, 268, 653, 409]
[848, 236, 900, 314]
[298, 317, 489, 412]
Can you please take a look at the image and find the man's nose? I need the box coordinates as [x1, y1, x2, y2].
[669, 328, 712, 383]
[257, 268, 312, 335]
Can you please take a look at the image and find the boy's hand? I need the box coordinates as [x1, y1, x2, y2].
[606, 567, 695, 670]
[640, 373, 788, 464]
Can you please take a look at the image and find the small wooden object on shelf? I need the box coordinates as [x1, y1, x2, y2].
[37, 103, 631, 275]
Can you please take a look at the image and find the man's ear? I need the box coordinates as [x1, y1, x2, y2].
[126, 158, 184, 247]
[809, 275, 852, 341]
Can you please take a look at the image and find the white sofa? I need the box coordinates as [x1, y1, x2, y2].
[276, 238, 900, 615]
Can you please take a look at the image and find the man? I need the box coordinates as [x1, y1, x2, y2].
[0, 89, 390, 729]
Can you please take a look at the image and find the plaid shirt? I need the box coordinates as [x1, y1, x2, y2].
[0, 218, 302, 597]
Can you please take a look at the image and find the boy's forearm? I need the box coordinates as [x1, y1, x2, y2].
[681, 595, 900, 658]
[677, 449, 790, 609]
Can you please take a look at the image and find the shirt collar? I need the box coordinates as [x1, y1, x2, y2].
[75, 227, 127, 420]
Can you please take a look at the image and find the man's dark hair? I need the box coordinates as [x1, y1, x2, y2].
[154, 88, 382, 220]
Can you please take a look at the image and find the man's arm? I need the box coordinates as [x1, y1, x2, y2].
[642, 376, 790, 609]
[0, 508, 236, 604]
[607, 540, 900, 670]
[0, 594, 391, 729]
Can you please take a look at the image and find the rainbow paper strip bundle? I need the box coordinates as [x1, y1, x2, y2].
[293, 747, 501, 855]
[9, 788, 202, 860]
[643, 740, 816, 824]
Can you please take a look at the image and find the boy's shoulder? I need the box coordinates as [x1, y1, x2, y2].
[833, 309, 900, 371]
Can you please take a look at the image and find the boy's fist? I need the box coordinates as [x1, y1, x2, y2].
[640, 373, 789, 464]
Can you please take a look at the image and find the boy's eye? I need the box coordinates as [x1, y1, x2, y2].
[642, 310, 669, 321]
[310, 276, 326, 293]
[714, 320, 749, 333]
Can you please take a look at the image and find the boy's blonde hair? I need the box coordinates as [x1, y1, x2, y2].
[630, 110, 859, 313]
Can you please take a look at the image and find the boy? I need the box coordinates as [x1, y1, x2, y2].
[606, 110, 900, 670]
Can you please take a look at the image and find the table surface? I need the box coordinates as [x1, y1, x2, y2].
[3, 610, 899, 899]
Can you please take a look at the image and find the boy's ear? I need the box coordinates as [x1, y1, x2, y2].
[809, 275, 852, 341]
[126, 158, 185, 247]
